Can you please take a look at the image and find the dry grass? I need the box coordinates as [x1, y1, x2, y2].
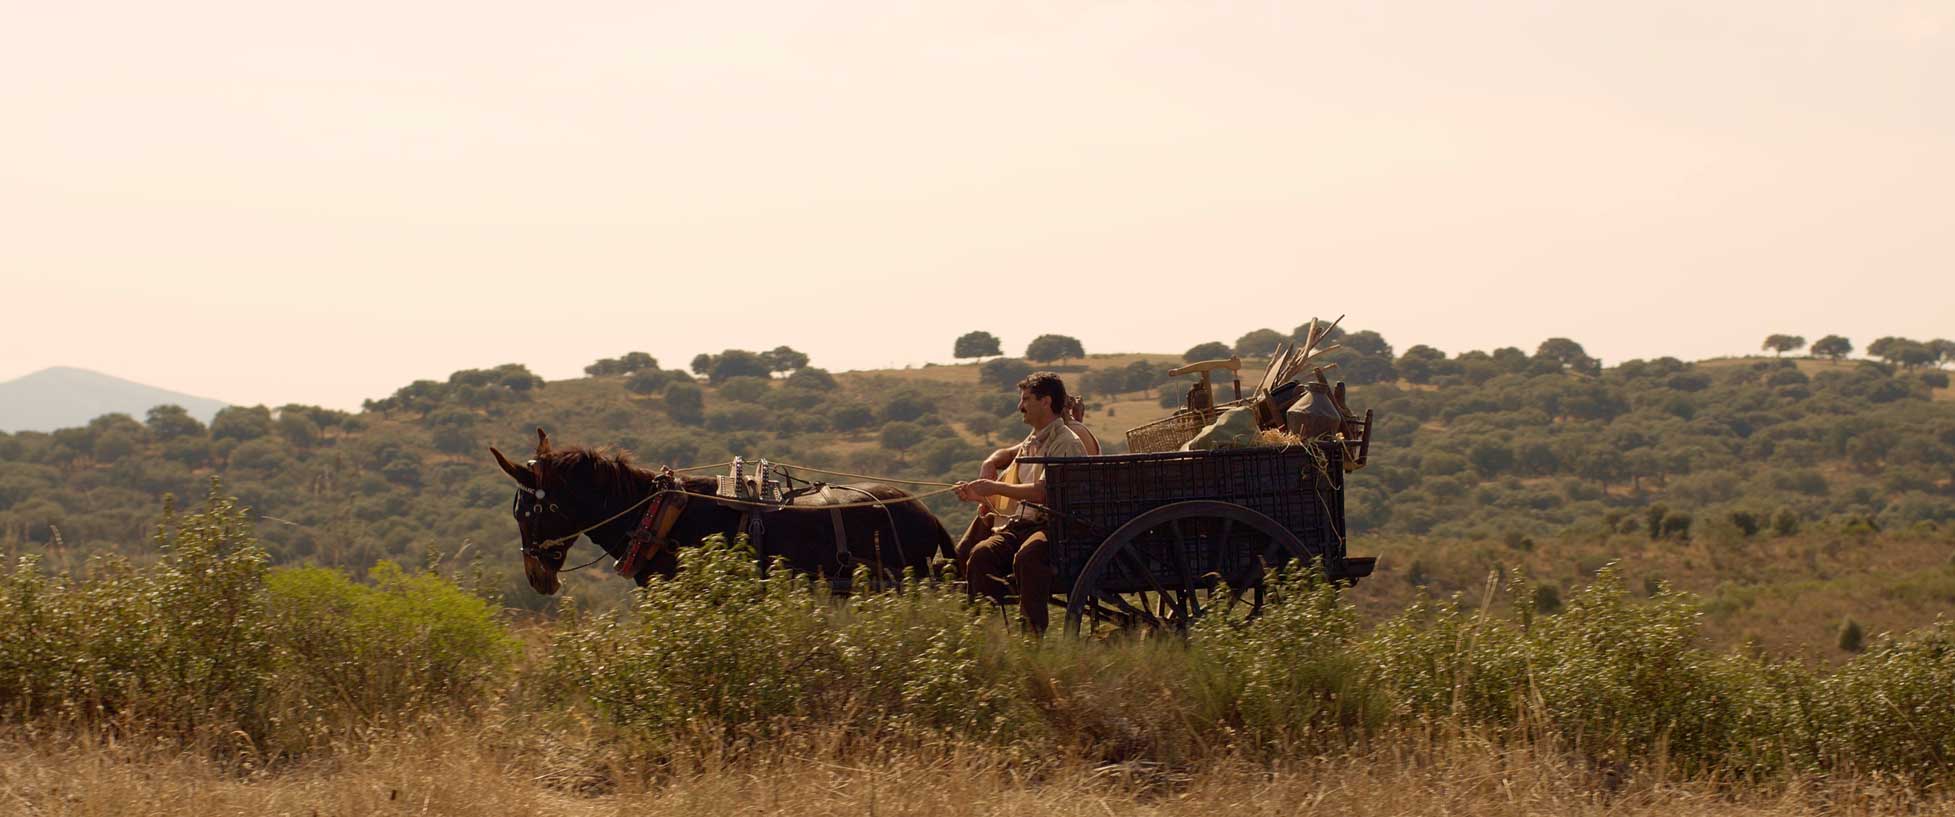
[6, 725, 1954, 817]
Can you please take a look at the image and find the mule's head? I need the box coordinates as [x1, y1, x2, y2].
[492, 428, 574, 595]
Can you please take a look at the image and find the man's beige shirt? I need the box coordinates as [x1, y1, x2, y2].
[991, 417, 1086, 530]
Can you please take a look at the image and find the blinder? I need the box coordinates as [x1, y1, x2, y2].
[514, 458, 572, 559]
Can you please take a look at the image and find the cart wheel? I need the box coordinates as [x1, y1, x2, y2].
[1063, 500, 1317, 637]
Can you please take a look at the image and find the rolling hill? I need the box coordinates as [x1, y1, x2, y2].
[0, 366, 228, 433]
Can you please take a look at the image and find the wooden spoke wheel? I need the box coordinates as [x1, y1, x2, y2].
[1063, 500, 1318, 637]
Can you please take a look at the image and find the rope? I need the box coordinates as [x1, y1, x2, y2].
[653, 485, 963, 511]
[663, 459, 956, 487]
[534, 483, 964, 550]
[768, 462, 957, 487]
[668, 460, 736, 473]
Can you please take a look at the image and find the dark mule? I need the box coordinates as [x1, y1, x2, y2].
[491, 429, 954, 595]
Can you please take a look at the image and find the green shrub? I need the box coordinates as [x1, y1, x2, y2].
[0, 486, 272, 737]
[1192, 568, 1387, 750]
[1836, 617, 1866, 653]
[265, 562, 518, 720]
[1816, 620, 1955, 779]
[548, 537, 1021, 740]
[0, 485, 517, 755]
[1525, 572, 1735, 763]
[1361, 594, 1529, 725]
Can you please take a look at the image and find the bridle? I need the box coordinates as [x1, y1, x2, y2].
[514, 462, 677, 573]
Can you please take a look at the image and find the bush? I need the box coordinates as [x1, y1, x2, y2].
[663, 382, 705, 424]
[0, 487, 521, 754]
[1661, 510, 1694, 540]
[266, 562, 517, 719]
[0, 486, 272, 739]
[717, 376, 772, 403]
[624, 369, 672, 395]
[880, 421, 926, 451]
[547, 538, 1021, 738]
[1184, 341, 1231, 363]
[1836, 617, 1865, 653]
[786, 367, 837, 391]
[1816, 620, 1955, 778]
[706, 403, 771, 432]
[1192, 568, 1386, 750]
[827, 404, 877, 432]
[980, 358, 1034, 390]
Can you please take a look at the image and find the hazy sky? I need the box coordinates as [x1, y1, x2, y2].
[3, 1, 1950, 410]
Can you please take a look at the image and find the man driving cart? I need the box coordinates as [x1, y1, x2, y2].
[952, 371, 1090, 634]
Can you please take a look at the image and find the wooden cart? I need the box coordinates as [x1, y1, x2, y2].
[1021, 441, 1376, 636]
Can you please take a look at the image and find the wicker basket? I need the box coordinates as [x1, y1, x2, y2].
[1123, 399, 1251, 453]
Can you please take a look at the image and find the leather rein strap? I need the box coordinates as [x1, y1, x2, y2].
[612, 474, 904, 580]
[615, 471, 690, 577]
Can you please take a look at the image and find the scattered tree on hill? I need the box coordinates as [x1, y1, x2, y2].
[980, 357, 1034, 390]
[1024, 334, 1084, 364]
[662, 381, 704, 425]
[1233, 328, 1288, 358]
[1183, 341, 1231, 363]
[210, 406, 274, 443]
[624, 369, 672, 395]
[786, 367, 837, 391]
[689, 350, 775, 383]
[879, 421, 925, 452]
[718, 377, 771, 403]
[145, 404, 205, 440]
[1762, 334, 1806, 357]
[1811, 335, 1853, 361]
[1871, 337, 1937, 369]
[1928, 339, 1955, 368]
[1340, 330, 1394, 359]
[1536, 338, 1601, 375]
[1837, 618, 1866, 653]
[953, 331, 1003, 360]
[1395, 345, 1449, 385]
[585, 352, 659, 377]
[761, 346, 809, 374]
[827, 404, 875, 431]
[1081, 360, 1166, 397]
[277, 411, 320, 449]
[1292, 319, 1345, 345]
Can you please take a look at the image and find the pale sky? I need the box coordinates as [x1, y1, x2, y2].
[3, 1, 1950, 410]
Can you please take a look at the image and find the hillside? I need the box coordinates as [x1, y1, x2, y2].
[0, 366, 228, 433]
[2, 335, 1952, 655]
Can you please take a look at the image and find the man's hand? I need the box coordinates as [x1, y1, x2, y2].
[954, 479, 1000, 503]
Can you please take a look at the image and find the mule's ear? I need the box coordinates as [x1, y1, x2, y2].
[490, 447, 536, 488]
[534, 428, 552, 459]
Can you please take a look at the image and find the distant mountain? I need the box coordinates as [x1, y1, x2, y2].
[0, 367, 229, 433]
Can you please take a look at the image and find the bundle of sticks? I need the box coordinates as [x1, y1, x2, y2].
[1254, 314, 1344, 400]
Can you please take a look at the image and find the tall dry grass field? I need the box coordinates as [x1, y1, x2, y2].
[7, 490, 1955, 816]
[7, 726, 1955, 817]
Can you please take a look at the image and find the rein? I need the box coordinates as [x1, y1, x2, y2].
[522, 470, 962, 573]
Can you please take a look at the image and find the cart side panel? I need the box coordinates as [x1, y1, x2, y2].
[1035, 444, 1344, 588]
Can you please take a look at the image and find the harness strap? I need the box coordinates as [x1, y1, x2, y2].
[616, 489, 689, 577]
[738, 510, 769, 574]
[819, 485, 851, 567]
[818, 484, 904, 570]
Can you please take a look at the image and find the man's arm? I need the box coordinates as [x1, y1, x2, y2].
[954, 476, 1045, 505]
[979, 445, 1017, 481]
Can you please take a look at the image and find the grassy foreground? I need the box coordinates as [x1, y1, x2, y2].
[5, 489, 1955, 814]
[8, 727, 1954, 817]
